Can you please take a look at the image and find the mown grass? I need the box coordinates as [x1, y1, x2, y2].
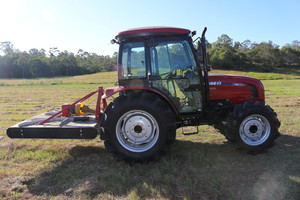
[0, 69, 299, 199]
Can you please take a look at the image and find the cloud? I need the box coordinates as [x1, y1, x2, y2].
[41, 9, 56, 22]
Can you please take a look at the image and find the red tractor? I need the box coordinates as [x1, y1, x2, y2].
[7, 27, 280, 161]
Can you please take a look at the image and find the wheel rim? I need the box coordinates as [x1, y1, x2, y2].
[239, 114, 271, 146]
[116, 110, 159, 152]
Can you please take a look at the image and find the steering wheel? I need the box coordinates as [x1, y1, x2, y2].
[161, 65, 182, 79]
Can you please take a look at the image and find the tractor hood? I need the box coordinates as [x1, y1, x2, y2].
[208, 74, 265, 104]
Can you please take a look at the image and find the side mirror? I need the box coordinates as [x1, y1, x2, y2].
[191, 31, 197, 37]
[111, 39, 119, 44]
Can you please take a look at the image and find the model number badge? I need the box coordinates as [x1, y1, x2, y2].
[209, 81, 222, 85]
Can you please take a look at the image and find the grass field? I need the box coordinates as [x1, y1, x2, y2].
[0, 70, 299, 200]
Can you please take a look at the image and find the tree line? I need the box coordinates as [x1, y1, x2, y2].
[207, 35, 300, 71]
[1, 35, 300, 78]
[0, 42, 117, 78]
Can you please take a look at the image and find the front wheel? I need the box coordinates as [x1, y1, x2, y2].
[225, 101, 280, 152]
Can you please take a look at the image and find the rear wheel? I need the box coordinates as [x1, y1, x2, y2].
[225, 101, 280, 152]
[101, 92, 176, 161]
[115, 109, 159, 153]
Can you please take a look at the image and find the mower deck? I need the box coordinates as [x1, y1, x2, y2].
[7, 109, 99, 139]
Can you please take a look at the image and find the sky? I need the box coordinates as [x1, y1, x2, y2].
[0, 0, 299, 56]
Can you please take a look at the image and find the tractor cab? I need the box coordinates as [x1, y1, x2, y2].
[113, 27, 204, 114]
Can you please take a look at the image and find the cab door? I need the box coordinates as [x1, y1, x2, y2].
[149, 39, 202, 113]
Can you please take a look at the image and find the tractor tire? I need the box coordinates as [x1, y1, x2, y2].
[225, 101, 280, 152]
[213, 122, 236, 142]
[100, 92, 176, 161]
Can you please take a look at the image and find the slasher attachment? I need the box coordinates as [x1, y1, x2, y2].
[7, 87, 106, 139]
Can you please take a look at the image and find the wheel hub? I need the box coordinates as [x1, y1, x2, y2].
[123, 115, 154, 143]
[242, 119, 264, 140]
[116, 110, 159, 153]
[239, 114, 271, 146]
[134, 125, 143, 133]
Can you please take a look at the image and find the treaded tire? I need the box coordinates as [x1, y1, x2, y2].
[100, 91, 176, 161]
[225, 101, 280, 152]
[213, 122, 236, 142]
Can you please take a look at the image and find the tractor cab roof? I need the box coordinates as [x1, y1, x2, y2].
[115, 26, 191, 41]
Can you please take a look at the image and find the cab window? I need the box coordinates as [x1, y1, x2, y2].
[150, 40, 197, 79]
[120, 42, 146, 79]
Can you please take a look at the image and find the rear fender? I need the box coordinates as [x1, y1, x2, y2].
[102, 86, 179, 116]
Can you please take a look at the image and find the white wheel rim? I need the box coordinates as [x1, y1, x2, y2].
[116, 110, 159, 152]
[239, 114, 271, 146]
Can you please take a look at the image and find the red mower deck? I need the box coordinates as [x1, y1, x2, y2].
[7, 110, 98, 139]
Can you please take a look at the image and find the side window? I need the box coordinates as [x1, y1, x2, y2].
[150, 40, 197, 79]
[150, 44, 171, 75]
[120, 42, 146, 79]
